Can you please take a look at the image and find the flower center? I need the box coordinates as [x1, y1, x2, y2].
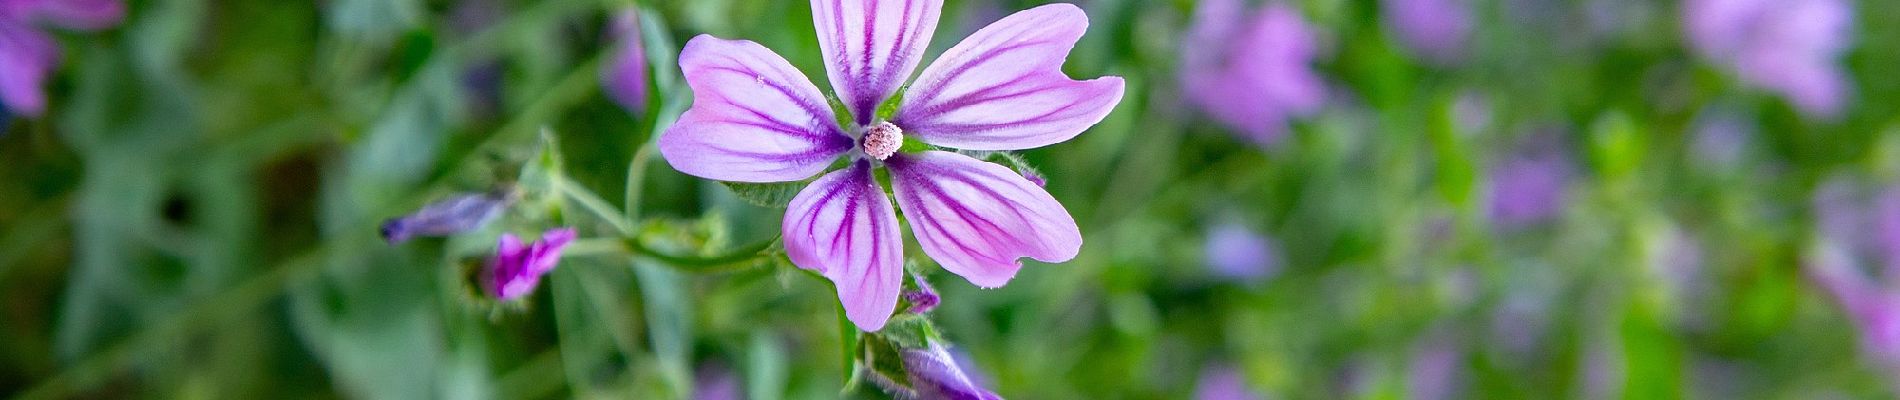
[862, 121, 904, 161]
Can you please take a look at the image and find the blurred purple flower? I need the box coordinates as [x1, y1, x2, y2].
[659, 1, 1121, 331]
[1195, 363, 1264, 400]
[1181, 0, 1327, 146]
[0, 0, 123, 117]
[380, 192, 510, 244]
[483, 228, 576, 300]
[602, 9, 648, 113]
[1204, 222, 1281, 283]
[1407, 332, 1465, 400]
[1689, 108, 1755, 169]
[694, 362, 742, 400]
[1382, 0, 1472, 64]
[902, 343, 1003, 400]
[1486, 135, 1572, 229]
[1684, 0, 1853, 118]
[1807, 177, 1900, 371]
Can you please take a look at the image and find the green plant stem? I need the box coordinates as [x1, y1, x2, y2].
[626, 236, 779, 272]
[559, 177, 637, 235]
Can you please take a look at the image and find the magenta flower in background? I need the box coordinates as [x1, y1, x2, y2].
[1486, 134, 1573, 229]
[483, 228, 576, 300]
[0, 0, 123, 117]
[1382, 0, 1473, 64]
[1203, 221, 1281, 283]
[1194, 363, 1264, 400]
[602, 9, 648, 113]
[658, 1, 1122, 331]
[1684, 0, 1853, 118]
[1180, 0, 1326, 146]
[1807, 178, 1900, 373]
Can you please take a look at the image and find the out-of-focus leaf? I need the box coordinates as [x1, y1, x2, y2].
[720, 180, 811, 209]
[745, 330, 789, 400]
[635, 260, 694, 397]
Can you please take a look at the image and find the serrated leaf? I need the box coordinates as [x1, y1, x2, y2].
[721, 180, 811, 208]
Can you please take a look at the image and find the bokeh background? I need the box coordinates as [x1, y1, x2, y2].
[3, 0, 1899, 398]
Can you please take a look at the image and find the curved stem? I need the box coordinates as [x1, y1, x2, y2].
[626, 236, 780, 272]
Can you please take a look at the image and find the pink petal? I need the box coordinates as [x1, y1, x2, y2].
[783, 161, 903, 331]
[894, 4, 1123, 151]
[0, 24, 56, 116]
[811, 0, 942, 125]
[887, 151, 1081, 288]
[659, 35, 853, 183]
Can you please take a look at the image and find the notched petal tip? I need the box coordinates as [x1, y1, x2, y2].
[894, 3, 1123, 151]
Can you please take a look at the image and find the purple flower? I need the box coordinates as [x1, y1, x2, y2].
[1203, 221, 1280, 283]
[380, 192, 511, 244]
[0, 0, 123, 117]
[1486, 134, 1572, 229]
[901, 343, 1003, 400]
[602, 9, 648, 113]
[483, 228, 576, 300]
[1684, 0, 1853, 118]
[1194, 363, 1264, 400]
[658, 1, 1121, 331]
[1180, 0, 1326, 146]
[1382, 0, 1473, 64]
[1808, 178, 1900, 371]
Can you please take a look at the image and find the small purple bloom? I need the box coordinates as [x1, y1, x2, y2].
[1194, 363, 1264, 400]
[1486, 134, 1573, 229]
[1684, 0, 1853, 118]
[0, 0, 123, 117]
[658, 1, 1120, 331]
[1807, 177, 1900, 372]
[602, 9, 648, 113]
[902, 271, 940, 314]
[380, 192, 510, 244]
[1203, 221, 1280, 283]
[1382, 0, 1473, 64]
[1181, 0, 1327, 146]
[483, 228, 576, 300]
[901, 343, 1003, 400]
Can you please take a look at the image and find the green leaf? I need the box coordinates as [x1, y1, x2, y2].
[635, 261, 695, 397]
[721, 180, 812, 208]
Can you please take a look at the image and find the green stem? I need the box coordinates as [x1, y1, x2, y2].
[559, 178, 637, 235]
[625, 236, 780, 272]
[623, 143, 657, 222]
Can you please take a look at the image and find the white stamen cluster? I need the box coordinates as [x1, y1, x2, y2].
[863, 121, 904, 161]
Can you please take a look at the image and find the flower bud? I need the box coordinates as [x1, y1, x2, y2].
[901, 343, 1003, 400]
[380, 192, 510, 244]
